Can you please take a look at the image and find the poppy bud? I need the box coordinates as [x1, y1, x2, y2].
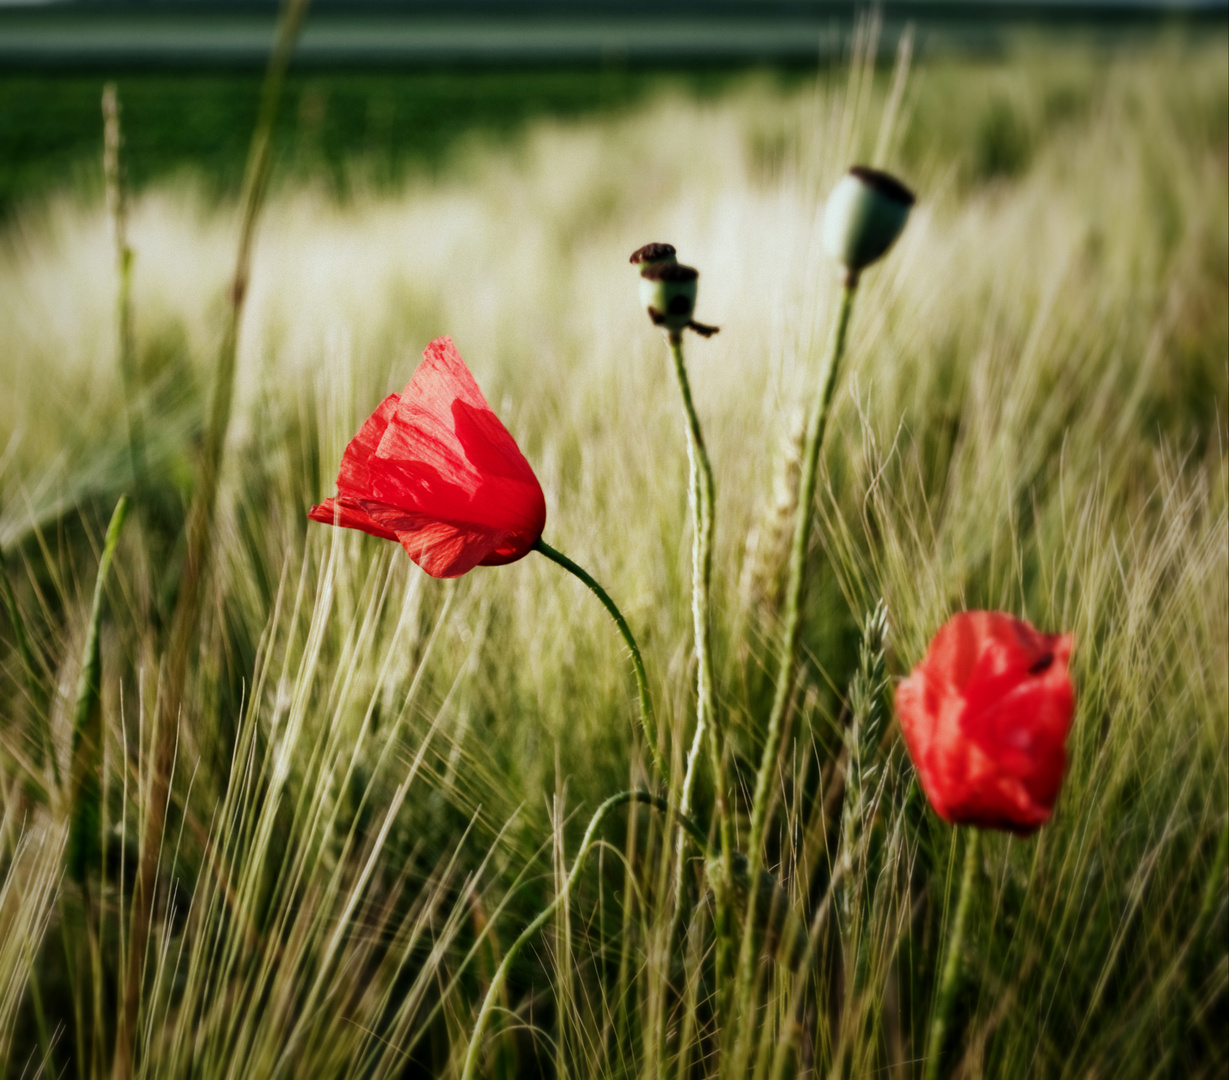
[629, 242, 678, 269]
[639, 261, 698, 331]
[822, 166, 915, 282]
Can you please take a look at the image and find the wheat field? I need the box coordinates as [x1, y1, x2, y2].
[0, 33, 1226, 1080]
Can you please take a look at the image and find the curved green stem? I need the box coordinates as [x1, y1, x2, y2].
[731, 279, 856, 1069]
[925, 829, 980, 1080]
[461, 790, 708, 1080]
[533, 538, 663, 782]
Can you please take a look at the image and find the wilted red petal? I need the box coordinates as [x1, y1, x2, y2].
[308, 337, 546, 579]
[895, 611, 1076, 835]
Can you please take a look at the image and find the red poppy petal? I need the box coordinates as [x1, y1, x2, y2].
[308, 498, 399, 542]
[918, 612, 984, 693]
[397, 524, 497, 579]
[895, 672, 934, 781]
[353, 501, 505, 578]
[366, 337, 546, 539]
[961, 667, 1074, 798]
[896, 611, 1076, 834]
[309, 337, 546, 578]
[947, 743, 1052, 834]
[479, 528, 542, 566]
[335, 394, 401, 498]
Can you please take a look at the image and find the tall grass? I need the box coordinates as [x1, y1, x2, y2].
[0, 35, 1226, 1079]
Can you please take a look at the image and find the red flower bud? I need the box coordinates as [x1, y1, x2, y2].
[309, 336, 546, 579]
[895, 612, 1075, 835]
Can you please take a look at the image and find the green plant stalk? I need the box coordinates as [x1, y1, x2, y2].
[112, 5, 309, 1077]
[925, 829, 981, 1080]
[102, 83, 144, 488]
[65, 498, 128, 1080]
[460, 790, 708, 1080]
[667, 332, 725, 843]
[658, 329, 734, 1068]
[731, 279, 856, 1069]
[67, 495, 130, 885]
[533, 537, 664, 782]
[614, 777, 639, 1053]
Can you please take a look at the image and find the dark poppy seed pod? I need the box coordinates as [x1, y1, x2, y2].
[822, 166, 915, 281]
[629, 242, 678, 269]
[639, 261, 698, 331]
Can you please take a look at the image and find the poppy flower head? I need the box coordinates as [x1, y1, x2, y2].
[310, 336, 546, 579]
[895, 611, 1075, 835]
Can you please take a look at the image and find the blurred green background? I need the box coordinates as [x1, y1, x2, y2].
[0, 68, 752, 213]
[1, 0, 1223, 215]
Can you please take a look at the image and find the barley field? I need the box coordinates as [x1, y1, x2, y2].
[0, 30, 1226, 1080]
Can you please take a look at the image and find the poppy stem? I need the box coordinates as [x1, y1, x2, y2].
[925, 829, 981, 1080]
[665, 329, 734, 1025]
[730, 277, 857, 1070]
[460, 790, 709, 1080]
[532, 538, 664, 782]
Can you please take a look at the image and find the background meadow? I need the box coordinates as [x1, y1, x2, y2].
[0, 17, 1226, 1080]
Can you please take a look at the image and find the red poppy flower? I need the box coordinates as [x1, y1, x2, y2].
[895, 611, 1075, 835]
[309, 336, 546, 579]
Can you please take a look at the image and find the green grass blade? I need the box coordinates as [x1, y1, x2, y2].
[1, 555, 57, 789]
[66, 495, 129, 884]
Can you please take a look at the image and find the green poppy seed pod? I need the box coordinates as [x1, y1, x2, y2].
[822, 166, 915, 282]
[629, 242, 678, 269]
[639, 261, 698, 331]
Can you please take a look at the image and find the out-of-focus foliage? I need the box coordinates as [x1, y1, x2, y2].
[0, 35, 1225, 1079]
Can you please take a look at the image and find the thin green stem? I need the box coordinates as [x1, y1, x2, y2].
[68, 496, 130, 885]
[731, 279, 856, 1069]
[461, 791, 707, 1080]
[102, 83, 144, 489]
[112, 5, 309, 1077]
[667, 331, 722, 830]
[533, 538, 663, 782]
[925, 829, 981, 1080]
[663, 329, 734, 1062]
